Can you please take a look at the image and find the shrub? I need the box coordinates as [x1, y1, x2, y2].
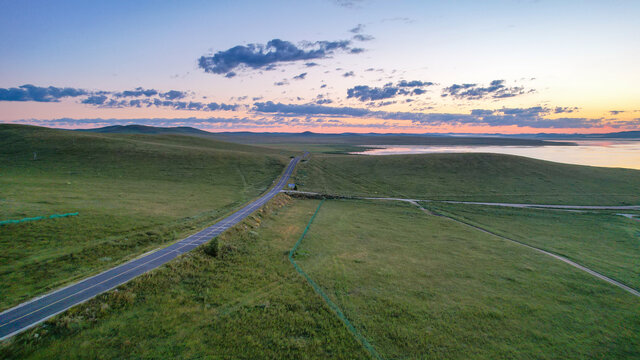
[204, 237, 219, 257]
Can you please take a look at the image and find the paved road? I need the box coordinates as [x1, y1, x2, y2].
[0, 155, 303, 340]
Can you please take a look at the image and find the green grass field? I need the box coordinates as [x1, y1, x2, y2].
[2, 125, 640, 359]
[4, 197, 638, 359]
[423, 202, 640, 290]
[0, 196, 369, 359]
[293, 153, 640, 205]
[296, 200, 640, 359]
[0, 124, 287, 310]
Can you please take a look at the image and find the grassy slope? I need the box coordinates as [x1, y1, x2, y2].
[425, 203, 640, 290]
[297, 200, 640, 359]
[293, 153, 640, 205]
[0, 196, 368, 359]
[0, 124, 287, 310]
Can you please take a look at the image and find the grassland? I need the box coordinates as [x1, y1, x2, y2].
[0, 196, 369, 359]
[293, 153, 640, 205]
[3, 124, 640, 358]
[423, 202, 640, 290]
[2, 196, 638, 358]
[0, 124, 287, 310]
[296, 199, 640, 359]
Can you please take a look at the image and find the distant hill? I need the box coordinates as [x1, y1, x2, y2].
[79, 125, 212, 136]
[67, 125, 640, 141]
[84, 126, 571, 146]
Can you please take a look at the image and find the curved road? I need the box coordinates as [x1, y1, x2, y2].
[0, 155, 303, 340]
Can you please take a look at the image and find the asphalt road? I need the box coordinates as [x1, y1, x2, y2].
[0, 155, 302, 340]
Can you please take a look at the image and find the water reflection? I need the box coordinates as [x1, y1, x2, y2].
[353, 140, 640, 170]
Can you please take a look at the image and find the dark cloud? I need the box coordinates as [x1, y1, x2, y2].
[347, 80, 434, 101]
[397, 80, 434, 87]
[198, 39, 361, 77]
[254, 101, 370, 117]
[343, 71, 355, 77]
[82, 95, 238, 112]
[349, 24, 364, 33]
[442, 80, 530, 100]
[274, 79, 289, 86]
[304, 62, 319, 67]
[81, 95, 108, 105]
[293, 72, 307, 80]
[113, 87, 158, 98]
[253, 102, 613, 129]
[225, 72, 237, 78]
[353, 34, 374, 41]
[610, 110, 625, 115]
[160, 90, 187, 100]
[0, 84, 87, 102]
[555, 106, 579, 113]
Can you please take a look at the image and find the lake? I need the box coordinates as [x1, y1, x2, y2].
[352, 140, 640, 170]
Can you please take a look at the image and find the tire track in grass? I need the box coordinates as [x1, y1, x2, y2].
[288, 200, 384, 360]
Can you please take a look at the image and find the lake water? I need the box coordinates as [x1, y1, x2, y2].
[352, 140, 640, 170]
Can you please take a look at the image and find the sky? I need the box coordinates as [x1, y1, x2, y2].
[1, 0, 639, 134]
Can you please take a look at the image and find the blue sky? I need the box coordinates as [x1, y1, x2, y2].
[1, 0, 639, 133]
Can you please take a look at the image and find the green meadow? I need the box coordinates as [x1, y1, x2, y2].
[0, 124, 287, 310]
[292, 153, 640, 205]
[424, 202, 640, 290]
[296, 200, 640, 359]
[2, 126, 639, 359]
[0, 196, 369, 359]
[3, 197, 638, 359]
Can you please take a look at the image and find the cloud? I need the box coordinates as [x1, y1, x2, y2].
[353, 34, 374, 41]
[253, 102, 619, 129]
[397, 80, 434, 87]
[113, 87, 158, 98]
[254, 101, 370, 117]
[81, 95, 108, 105]
[335, 0, 364, 8]
[161, 90, 187, 100]
[198, 38, 361, 77]
[610, 110, 625, 115]
[274, 79, 289, 86]
[304, 62, 319, 67]
[347, 80, 434, 101]
[293, 72, 307, 80]
[349, 24, 364, 33]
[343, 71, 355, 77]
[82, 95, 238, 112]
[441, 80, 531, 100]
[554, 106, 579, 113]
[0, 84, 87, 102]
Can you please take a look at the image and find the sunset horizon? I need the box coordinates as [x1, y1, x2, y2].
[2, 0, 639, 134]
